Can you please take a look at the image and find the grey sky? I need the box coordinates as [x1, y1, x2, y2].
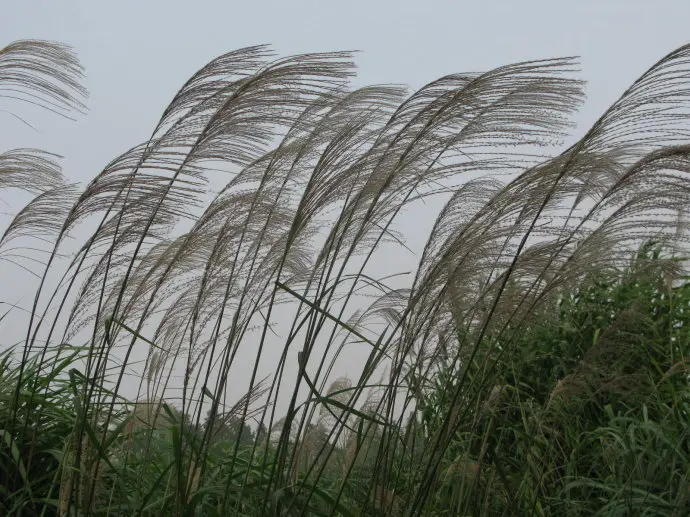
[3, 1, 690, 411]
[4, 0, 690, 186]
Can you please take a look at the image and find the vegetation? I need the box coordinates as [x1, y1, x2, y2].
[1, 39, 690, 516]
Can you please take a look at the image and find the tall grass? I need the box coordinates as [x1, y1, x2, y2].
[1, 39, 690, 516]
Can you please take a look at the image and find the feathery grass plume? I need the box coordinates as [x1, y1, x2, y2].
[392, 46, 690, 516]
[3, 37, 690, 516]
[0, 39, 86, 122]
[0, 185, 79, 277]
[0, 40, 88, 517]
[0, 148, 65, 193]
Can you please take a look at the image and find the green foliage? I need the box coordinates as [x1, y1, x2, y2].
[421, 245, 690, 516]
[0, 346, 79, 516]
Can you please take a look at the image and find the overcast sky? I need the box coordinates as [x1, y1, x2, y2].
[4, 0, 690, 186]
[3, 1, 690, 409]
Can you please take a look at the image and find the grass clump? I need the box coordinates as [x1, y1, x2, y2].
[1, 38, 690, 516]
